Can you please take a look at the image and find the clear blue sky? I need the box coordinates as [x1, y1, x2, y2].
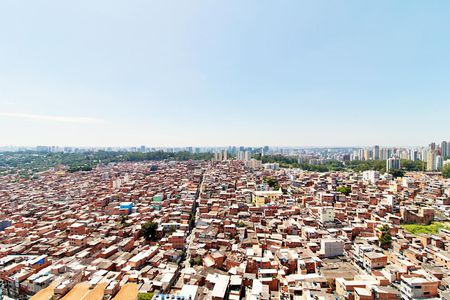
[0, 1, 449, 147]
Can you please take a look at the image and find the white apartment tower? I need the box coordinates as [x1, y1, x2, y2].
[386, 157, 401, 172]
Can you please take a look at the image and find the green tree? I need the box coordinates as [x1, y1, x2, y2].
[401, 159, 425, 171]
[443, 164, 450, 179]
[189, 212, 196, 228]
[167, 225, 177, 235]
[0, 150, 214, 175]
[237, 221, 246, 227]
[389, 169, 405, 178]
[141, 221, 158, 241]
[190, 256, 203, 266]
[336, 186, 351, 196]
[264, 177, 280, 190]
[378, 225, 392, 248]
[138, 292, 155, 300]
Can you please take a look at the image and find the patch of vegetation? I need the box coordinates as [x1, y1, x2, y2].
[402, 222, 450, 235]
[389, 168, 405, 178]
[401, 159, 426, 172]
[443, 164, 450, 179]
[189, 212, 196, 229]
[189, 256, 203, 266]
[0, 150, 214, 175]
[68, 164, 93, 172]
[120, 215, 128, 226]
[378, 224, 392, 248]
[141, 221, 159, 241]
[260, 155, 339, 172]
[336, 186, 351, 196]
[259, 154, 425, 173]
[263, 177, 280, 190]
[237, 221, 246, 227]
[166, 225, 177, 236]
[138, 292, 155, 300]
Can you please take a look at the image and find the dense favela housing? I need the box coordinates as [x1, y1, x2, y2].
[1, 156, 450, 300]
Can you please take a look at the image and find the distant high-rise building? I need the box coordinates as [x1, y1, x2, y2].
[421, 148, 428, 162]
[429, 142, 436, 151]
[363, 149, 370, 161]
[427, 150, 436, 171]
[447, 141, 450, 159]
[223, 149, 228, 160]
[236, 150, 243, 161]
[214, 151, 224, 161]
[436, 155, 443, 171]
[244, 151, 250, 161]
[245, 158, 262, 169]
[442, 141, 448, 158]
[380, 148, 389, 160]
[386, 157, 401, 172]
[342, 154, 350, 161]
[358, 149, 365, 161]
[387, 148, 393, 158]
[373, 145, 380, 160]
[36, 146, 50, 153]
[409, 150, 418, 161]
[236, 149, 249, 161]
[400, 150, 409, 160]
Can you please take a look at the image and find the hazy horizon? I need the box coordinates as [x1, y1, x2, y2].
[0, 143, 439, 150]
[1, 1, 449, 147]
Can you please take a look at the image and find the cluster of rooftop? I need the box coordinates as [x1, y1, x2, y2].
[1, 160, 450, 300]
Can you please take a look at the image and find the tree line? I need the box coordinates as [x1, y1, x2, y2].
[259, 154, 427, 173]
[0, 150, 214, 175]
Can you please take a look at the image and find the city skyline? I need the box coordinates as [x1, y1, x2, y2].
[1, 1, 450, 146]
[1, 141, 450, 150]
